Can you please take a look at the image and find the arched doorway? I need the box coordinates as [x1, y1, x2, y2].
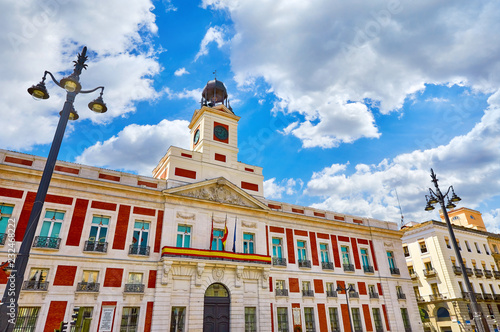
[203, 283, 230, 332]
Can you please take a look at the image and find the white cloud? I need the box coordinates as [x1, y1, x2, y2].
[306, 92, 500, 223]
[425, 97, 450, 103]
[174, 67, 189, 76]
[0, 0, 160, 150]
[164, 87, 203, 103]
[76, 119, 190, 175]
[194, 26, 226, 61]
[204, 0, 500, 148]
[264, 177, 303, 199]
[482, 209, 500, 234]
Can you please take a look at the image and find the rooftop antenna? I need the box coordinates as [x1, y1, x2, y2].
[395, 188, 404, 228]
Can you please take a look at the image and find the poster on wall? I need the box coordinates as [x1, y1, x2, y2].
[292, 308, 301, 325]
[99, 307, 115, 331]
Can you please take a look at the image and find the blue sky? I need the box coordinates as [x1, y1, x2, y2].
[2, 0, 500, 230]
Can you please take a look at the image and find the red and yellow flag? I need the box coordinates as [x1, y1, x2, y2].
[221, 215, 228, 250]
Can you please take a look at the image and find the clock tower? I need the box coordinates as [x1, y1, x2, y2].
[152, 79, 264, 197]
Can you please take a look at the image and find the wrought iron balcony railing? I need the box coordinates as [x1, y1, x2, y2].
[272, 257, 287, 266]
[326, 290, 338, 298]
[462, 291, 472, 300]
[33, 236, 60, 249]
[397, 293, 407, 300]
[302, 289, 314, 297]
[276, 288, 289, 297]
[322, 262, 334, 270]
[83, 240, 108, 253]
[452, 265, 462, 275]
[465, 268, 473, 276]
[363, 265, 374, 273]
[474, 268, 483, 277]
[298, 260, 311, 268]
[76, 282, 100, 292]
[475, 293, 483, 301]
[484, 269, 493, 278]
[423, 268, 437, 277]
[410, 272, 418, 280]
[416, 296, 425, 302]
[369, 292, 379, 299]
[494, 294, 500, 301]
[0, 233, 6, 245]
[482, 293, 493, 301]
[343, 264, 355, 272]
[349, 291, 359, 298]
[22, 280, 49, 291]
[494, 271, 500, 279]
[390, 267, 400, 275]
[129, 245, 150, 256]
[429, 294, 443, 301]
[124, 283, 144, 293]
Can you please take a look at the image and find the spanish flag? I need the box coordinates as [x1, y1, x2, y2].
[221, 215, 228, 250]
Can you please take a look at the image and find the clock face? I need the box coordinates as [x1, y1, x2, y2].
[193, 129, 200, 145]
[214, 125, 228, 140]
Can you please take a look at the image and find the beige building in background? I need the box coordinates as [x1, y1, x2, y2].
[402, 208, 500, 332]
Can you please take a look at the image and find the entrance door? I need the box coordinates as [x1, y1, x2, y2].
[203, 283, 230, 332]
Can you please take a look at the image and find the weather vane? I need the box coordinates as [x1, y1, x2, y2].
[213, 70, 217, 80]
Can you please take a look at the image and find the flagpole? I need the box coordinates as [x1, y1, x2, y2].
[232, 217, 237, 253]
[209, 213, 214, 250]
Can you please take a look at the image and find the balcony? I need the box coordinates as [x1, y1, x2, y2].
[484, 270, 493, 278]
[369, 292, 379, 299]
[161, 246, 271, 264]
[475, 293, 483, 301]
[298, 260, 311, 268]
[465, 268, 473, 276]
[326, 290, 338, 298]
[462, 292, 472, 300]
[129, 245, 150, 256]
[343, 264, 355, 272]
[272, 257, 287, 266]
[302, 289, 314, 297]
[423, 268, 437, 278]
[397, 293, 407, 300]
[416, 296, 425, 303]
[83, 241, 108, 253]
[322, 262, 334, 270]
[22, 280, 49, 291]
[348, 291, 359, 298]
[429, 294, 443, 301]
[76, 282, 100, 292]
[494, 294, 500, 301]
[124, 283, 144, 293]
[482, 293, 493, 301]
[404, 251, 410, 257]
[363, 265, 374, 273]
[474, 268, 483, 277]
[390, 267, 400, 275]
[494, 271, 500, 279]
[0, 233, 6, 245]
[276, 288, 289, 297]
[32, 236, 60, 249]
[452, 265, 462, 275]
[410, 272, 418, 280]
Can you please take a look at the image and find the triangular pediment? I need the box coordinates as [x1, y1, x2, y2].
[163, 177, 268, 210]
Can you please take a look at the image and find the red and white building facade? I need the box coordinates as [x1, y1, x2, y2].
[0, 80, 422, 331]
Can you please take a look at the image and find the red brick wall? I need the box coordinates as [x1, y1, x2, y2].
[358, 282, 367, 295]
[351, 237, 361, 270]
[174, 167, 196, 179]
[241, 181, 259, 191]
[294, 230, 307, 236]
[45, 194, 73, 205]
[269, 226, 284, 233]
[91, 200, 117, 211]
[377, 283, 383, 296]
[148, 270, 157, 288]
[289, 278, 300, 293]
[15, 191, 36, 241]
[331, 235, 341, 268]
[363, 304, 373, 331]
[53, 265, 77, 286]
[337, 280, 346, 294]
[43, 301, 67, 332]
[133, 206, 155, 216]
[154, 210, 164, 253]
[314, 279, 324, 293]
[266, 225, 270, 256]
[341, 303, 352, 332]
[270, 303, 274, 331]
[112, 205, 131, 250]
[286, 228, 295, 264]
[103, 268, 123, 287]
[382, 304, 390, 330]
[145, 302, 154, 332]
[66, 199, 89, 246]
[309, 232, 319, 266]
[317, 303, 328, 332]
[54, 165, 79, 175]
[5, 156, 33, 166]
[0, 187, 24, 199]
[369, 240, 378, 271]
[269, 276, 273, 292]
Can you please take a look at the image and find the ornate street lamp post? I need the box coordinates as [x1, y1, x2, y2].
[0, 46, 107, 332]
[424, 169, 490, 332]
[336, 284, 355, 332]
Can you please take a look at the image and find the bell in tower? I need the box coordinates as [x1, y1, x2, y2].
[200, 78, 233, 113]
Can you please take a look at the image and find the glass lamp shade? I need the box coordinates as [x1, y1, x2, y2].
[27, 82, 49, 100]
[450, 193, 461, 202]
[425, 203, 435, 211]
[59, 107, 79, 121]
[60, 75, 81, 93]
[88, 96, 108, 113]
[445, 200, 456, 210]
[428, 196, 439, 205]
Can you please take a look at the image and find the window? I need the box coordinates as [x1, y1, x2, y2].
[73, 307, 93, 332]
[436, 307, 450, 321]
[86, 215, 109, 252]
[272, 238, 283, 258]
[456, 239, 461, 250]
[320, 243, 330, 263]
[304, 307, 316, 332]
[475, 242, 481, 254]
[387, 251, 398, 274]
[245, 307, 257, 332]
[35, 210, 64, 248]
[396, 286, 405, 299]
[120, 307, 139, 332]
[298, 241, 308, 261]
[170, 307, 186, 332]
[14, 307, 40, 332]
[329, 307, 340, 332]
[131, 220, 150, 255]
[211, 229, 224, 251]
[465, 240, 471, 252]
[424, 261, 433, 272]
[277, 307, 289, 332]
[78, 270, 100, 292]
[458, 281, 464, 293]
[490, 284, 496, 295]
[0, 204, 14, 243]
[484, 244, 490, 255]
[125, 273, 144, 292]
[341, 246, 351, 265]
[413, 286, 420, 297]
[176, 225, 191, 248]
[368, 284, 377, 297]
[276, 280, 288, 296]
[445, 237, 451, 249]
[430, 283, 439, 296]
[487, 304, 494, 316]
[24, 268, 49, 290]
[419, 241, 427, 253]
[403, 245, 409, 257]
[361, 248, 372, 272]
[372, 308, 383, 332]
[493, 244, 499, 254]
[351, 308, 362, 331]
[408, 266, 415, 275]
[243, 233, 255, 254]
[401, 308, 411, 329]
[302, 281, 313, 296]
